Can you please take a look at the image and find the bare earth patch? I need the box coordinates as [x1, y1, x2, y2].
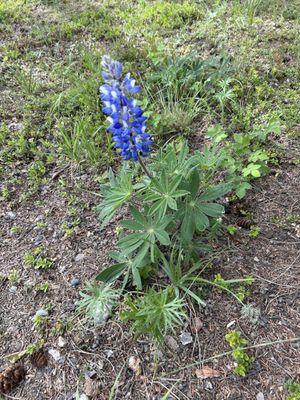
[1, 157, 299, 399]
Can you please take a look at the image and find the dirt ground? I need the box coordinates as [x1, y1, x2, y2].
[1, 138, 299, 399]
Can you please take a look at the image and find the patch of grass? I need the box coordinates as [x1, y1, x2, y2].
[286, 381, 300, 400]
[0, 0, 29, 23]
[123, 0, 203, 35]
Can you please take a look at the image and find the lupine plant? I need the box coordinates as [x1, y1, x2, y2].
[79, 55, 255, 343]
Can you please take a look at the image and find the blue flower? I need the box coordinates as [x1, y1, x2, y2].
[100, 55, 152, 161]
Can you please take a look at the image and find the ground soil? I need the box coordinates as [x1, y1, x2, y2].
[1, 138, 299, 399]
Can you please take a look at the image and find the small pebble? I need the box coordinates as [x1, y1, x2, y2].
[179, 332, 193, 346]
[48, 348, 61, 362]
[256, 393, 265, 400]
[58, 336, 67, 348]
[36, 308, 48, 317]
[226, 320, 236, 329]
[70, 278, 80, 288]
[85, 370, 97, 379]
[34, 234, 44, 245]
[105, 350, 113, 358]
[75, 253, 85, 262]
[6, 211, 16, 220]
[9, 286, 17, 294]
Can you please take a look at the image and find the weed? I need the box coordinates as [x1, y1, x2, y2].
[286, 381, 300, 400]
[225, 330, 253, 376]
[35, 282, 50, 293]
[77, 282, 120, 325]
[227, 225, 237, 235]
[27, 160, 46, 187]
[23, 247, 53, 270]
[58, 117, 105, 166]
[121, 287, 186, 344]
[7, 269, 20, 284]
[249, 226, 261, 238]
[241, 303, 261, 324]
[15, 67, 39, 96]
[0, 186, 10, 201]
[10, 225, 22, 235]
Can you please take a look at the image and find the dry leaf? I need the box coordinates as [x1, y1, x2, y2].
[84, 376, 101, 398]
[191, 317, 203, 334]
[128, 356, 141, 376]
[195, 366, 221, 379]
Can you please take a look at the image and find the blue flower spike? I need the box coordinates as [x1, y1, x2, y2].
[100, 55, 152, 161]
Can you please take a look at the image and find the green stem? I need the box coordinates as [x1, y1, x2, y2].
[137, 154, 152, 179]
[185, 276, 244, 305]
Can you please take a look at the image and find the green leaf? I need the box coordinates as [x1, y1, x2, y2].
[120, 219, 143, 230]
[96, 263, 127, 283]
[199, 183, 231, 201]
[132, 266, 142, 290]
[167, 197, 178, 210]
[195, 211, 209, 231]
[198, 203, 224, 217]
[129, 206, 148, 225]
[97, 168, 133, 229]
[242, 163, 261, 178]
[236, 182, 251, 199]
[155, 229, 171, 246]
[145, 172, 188, 218]
[189, 169, 200, 198]
[180, 213, 194, 243]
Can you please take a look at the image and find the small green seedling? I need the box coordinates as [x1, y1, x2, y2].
[225, 330, 253, 376]
[227, 224, 237, 235]
[27, 160, 46, 186]
[249, 226, 261, 238]
[35, 282, 50, 293]
[8, 269, 20, 284]
[24, 247, 53, 270]
[10, 225, 22, 235]
[33, 313, 48, 330]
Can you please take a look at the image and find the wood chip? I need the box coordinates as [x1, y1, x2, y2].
[195, 366, 221, 379]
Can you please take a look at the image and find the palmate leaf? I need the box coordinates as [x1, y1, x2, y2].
[179, 179, 230, 242]
[97, 167, 133, 229]
[119, 206, 171, 263]
[152, 140, 198, 181]
[144, 172, 189, 219]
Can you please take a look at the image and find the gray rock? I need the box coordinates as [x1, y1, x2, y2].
[6, 211, 16, 220]
[179, 331, 193, 346]
[75, 253, 85, 262]
[34, 234, 44, 245]
[35, 308, 48, 317]
[9, 286, 17, 294]
[70, 278, 80, 288]
[58, 336, 67, 348]
[256, 393, 264, 400]
[48, 348, 61, 362]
